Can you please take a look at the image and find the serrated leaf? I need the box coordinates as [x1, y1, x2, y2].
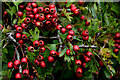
[17, 17, 26, 25]
[64, 54, 71, 62]
[58, 31, 68, 41]
[47, 44, 57, 51]
[2, 48, 8, 54]
[13, 19, 17, 25]
[59, 47, 68, 57]
[22, 31, 30, 38]
[13, 2, 22, 11]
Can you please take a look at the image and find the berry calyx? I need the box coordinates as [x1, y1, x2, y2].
[21, 23, 28, 29]
[22, 34, 27, 40]
[39, 40, 44, 46]
[16, 27, 22, 33]
[24, 17, 31, 24]
[22, 69, 29, 76]
[33, 40, 40, 47]
[39, 47, 46, 53]
[50, 50, 57, 57]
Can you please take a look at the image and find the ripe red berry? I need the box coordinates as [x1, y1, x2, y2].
[46, 21, 51, 26]
[74, 9, 80, 15]
[46, 14, 52, 20]
[84, 56, 91, 62]
[39, 47, 45, 53]
[113, 48, 119, 54]
[22, 69, 29, 76]
[82, 62, 86, 68]
[33, 40, 40, 47]
[39, 14, 45, 21]
[73, 45, 80, 52]
[50, 50, 57, 57]
[21, 23, 28, 29]
[115, 33, 120, 38]
[44, 7, 49, 13]
[48, 56, 54, 62]
[116, 39, 120, 43]
[26, 6, 32, 12]
[14, 60, 21, 67]
[16, 33, 21, 39]
[60, 28, 66, 34]
[66, 24, 72, 30]
[22, 34, 27, 40]
[17, 11, 23, 17]
[79, 0, 84, 5]
[75, 60, 82, 66]
[15, 73, 21, 79]
[67, 35, 73, 41]
[7, 62, 13, 68]
[35, 14, 40, 20]
[80, 16, 85, 21]
[24, 17, 31, 24]
[16, 27, 22, 33]
[34, 59, 40, 66]
[18, 39, 24, 45]
[66, 49, 71, 56]
[118, 44, 120, 49]
[71, 4, 75, 7]
[32, 2, 37, 8]
[29, 14, 34, 19]
[27, 3, 32, 6]
[14, 25, 19, 28]
[40, 61, 46, 68]
[52, 12, 58, 18]
[0, 24, 3, 30]
[28, 46, 34, 52]
[50, 8, 56, 14]
[30, 75, 34, 80]
[19, 5, 24, 9]
[38, 7, 44, 13]
[14, 65, 19, 69]
[82, 36, 89, 41]
[76, 67, 82, 76]
[85, 21, 90, 26]
[76, 72, 82, 77]
[52, 18, 58, 23]
[68, 30, 74, 36]
[35, 21, 43, 28]
[82, 30, 89, 36]
[39, 40, 44, 46]
[86, 52, 93, 57]
[99, 60, 104, 67]
[56, 25, 62, 30]
[21, 57, 27, 64]
[4, 11, 7, 15]
[37, 55, 44, 61]
[71, 6, 77, 12]
[49, 4, 55, 8]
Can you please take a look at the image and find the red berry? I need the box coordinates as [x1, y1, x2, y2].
[60, 28, 66, 34]
[67, 35, 73, 41]
[52, 12, 58, 18]
[32, 2, 37, 8]
[28, 46, 34, 52]
[52, 18, 58, 23]
[4, 11, 7, 15]
[27, 3, 32, 6]
[99, 60, 104, 67]
[50, 50, 57, 57]
[14, 25, 19, 28]
[24, 17, 31, 24]
[44, 7, 49, 13]
[84, 56, 91, 62]
[16, 27, 22, 33]
[74, 9, 80, 15]
[48, 56, 54, 62]
[82, 30, 89, 36]
[21, 23, 28, 29]
[14, 60, 21, 67]
[38, 7, 44, 13]
[14, 65, 19, 69]
[37, 55, 44, 61]
[21, 57, 27, 64]
[75, 60, 82, 66]
[76, 67, 82, 76]
[39, 13, 45, 21]
[56, 25, 62, 30]
[85, 21, 90, 26]
[71, 4, 75, 7]
[35, 14, 40, 20]
[115, 39, 120, 43]
[22, 69, 29, 76]
[29, 14, 34, 19]
[46, 14, 52, 20]
[19, 5, 24, 9]
[34, 59, 40, 66]
[46, 21, 51, 26]
[73, 45, 80, 52]
[33, 40, 39, 47]
[115, 43, 118, 48]
[30, 75, 34, 80]
[86, 52, 93, 57]
[16, 33, 21, 39]
[71, 6, 77, 12]
[7, 62, 13, 68]
[17, 11, 23, 17]
[39, 40, 44, 46]
[49, 4, 55, 8]
[26, 6, 32, 12]
[22, 34, 27, 40]
[18, 39, 24, 45]
[79, 0, 84, 5]
[82, 62, 86, 68]
[66, 24, 72, 30]
[40, 61, 46, 68]
[80, 16, 85, 21]
[50, 8, 56, 14]
[68, 30, 74, 36]
[82, 36, 89, 41]
[35, 21, 43, 28]
[15, 73, 21, 79]
[76, 72, 82, 77]
[39, 47, 45, 53]
[66, 49, 71, 56]
[0, 24, 3, 30]
[118, 44, 120, 49]
[115, 33, 120, 38]
[113, 48, 119, 54]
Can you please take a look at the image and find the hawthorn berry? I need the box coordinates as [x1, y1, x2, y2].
[21, 23, 28, 29]
[46, 21, 51, 26]
[71, 6, 77, 12]
[82, 62, 86, 68]
[113, 48, 119, 54]
[82, 36, 89, 41]
[7, 62, 13, 69]
[38, 7, 44, 13]
[39, 14, 45, 21]
[74, 9, 80, 15]
[80, 16, 85, 21]
[4, 11, 7, 15]
[16, 33, 21, 39]
[86, 52, 93, 57]
[79, 0, 84, 5]
[35, 21, 43, 28]
[50, 50, 57, 57]
[29, 14, 34, 19]
[82, 30, 89, 36]
[66, 24, 72, 30]
[60, 28, 66, 34]
[14, 25, 19, 28]
[66, 49, 71, 56]
[71, 4, 76, 7]
[30, 75, 34, 80]
[76, 67, 82, 77]
[48, 56, 54, 62]
[39, 47, 46, 53]
[18, 39, 24, 45]
[56, 25, 62, 30]
[26, 6, 32, 12]
[17, 11, 23, 17]
[39, 40, 44, 46]
[0, 24, 3, 30]
[37, 55, 44, 61]
[16, 27, 22, 33]
[34, 59, 40, 66]
[22, 69, 29, 76]
[28, 46, 34, 52]
[73, 45, 80, 52]
[33, 40, 40, 47]
[40, 61, 46, 68]
[21, 57, 27, 64]
[76, 72, 82, 77]
[27, 3, 32, 6]
[14, 60, 21, 67]
[14, 65, 19, 69]
[115, 39, 120, 43]
[50, 8, 56, 14]
[19, 5, 24, 9]
[15, 73, 21, 79]
[35, 14, 40, 20]
[118, 45, 120, 49]
[52, 12, 58, 18]
[67, 35, 73, 41]
[99, 60, 104, 67]
[46, 14, 52, 20]
[49, 4, 55, 8]
[115, 33, 120, 38]
[85, 21, 90, 26]
[84, 56, 91, 62]
[44, 7, 49, 13]
[32, 2, 37, 8]
[22, 34, 27, 40]
[68, 30, 74, 36]
[24, 17, 31, 24]
[52, 18, 58, 23]
[75, 60, 82, 66]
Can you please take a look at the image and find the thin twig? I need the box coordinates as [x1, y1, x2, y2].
[78, 44, 98, 48]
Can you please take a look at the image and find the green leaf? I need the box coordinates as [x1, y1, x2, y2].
[66, 2, 73, 7]
[118, 51, 120, 64]
[13, 19, 17, 25]
[2, 48, 8, 54]
[64, 54, 71, 62]
[13, 2, 22, 11]
[17, 17, 26, 25]
[58, 31, 68, 41]
[22, 31, 30, 38]
[59, 47, 68, 57]
[103, 68, 111, 78]
[47, 44, 57, 50]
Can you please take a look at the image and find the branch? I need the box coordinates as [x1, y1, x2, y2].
[58, 9, 71, 12]
[78, 44, 98, 48]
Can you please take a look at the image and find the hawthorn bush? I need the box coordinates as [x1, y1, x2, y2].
[1, 1, 120, 80]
